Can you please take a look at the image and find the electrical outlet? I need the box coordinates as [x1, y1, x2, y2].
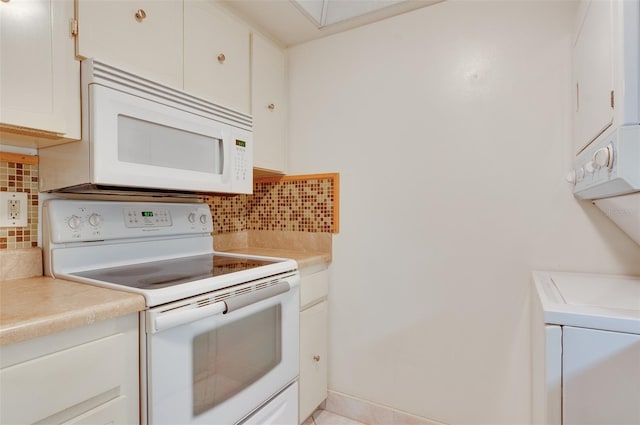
[0, 192, 28, 227]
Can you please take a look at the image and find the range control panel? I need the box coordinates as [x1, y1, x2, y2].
[124, 207, 172, 228]
[44, 199, 213, 243]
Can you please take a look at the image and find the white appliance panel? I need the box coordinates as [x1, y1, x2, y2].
[531, 271, 640, 424]
[563, 326, 640, 424]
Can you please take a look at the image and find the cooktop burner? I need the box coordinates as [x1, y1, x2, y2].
[72, 254, 280, 290]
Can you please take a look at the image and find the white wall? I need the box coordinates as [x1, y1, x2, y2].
[287, 1, 640, 424]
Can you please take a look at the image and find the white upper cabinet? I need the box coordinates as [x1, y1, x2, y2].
[75, 0, 183, 89]
[251, 32, 287, 174]
[184, 1, 250, 115]
[572, 0, 614, 154]
[572, 0, 639, 155]
[0, 0, 80, 145]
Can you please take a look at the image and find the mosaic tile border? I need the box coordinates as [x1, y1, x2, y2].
[207, 173, 339, 235]
[0, 152, 39, 250]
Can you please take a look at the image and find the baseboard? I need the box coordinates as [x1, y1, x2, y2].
[323, 390, 447, 425]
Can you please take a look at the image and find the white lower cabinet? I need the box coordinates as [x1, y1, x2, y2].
[299, 267, 329, 424]
[0, 314, 139, 424]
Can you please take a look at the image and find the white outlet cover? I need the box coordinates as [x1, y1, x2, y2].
[0, 192, 28, 227]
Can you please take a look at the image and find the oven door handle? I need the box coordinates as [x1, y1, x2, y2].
[223, 280, 291, 314]
[149, 280, 295, 333]
[151, 301, 227, 333]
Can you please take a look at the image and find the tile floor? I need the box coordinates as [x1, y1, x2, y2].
[303, 409, 367, 425]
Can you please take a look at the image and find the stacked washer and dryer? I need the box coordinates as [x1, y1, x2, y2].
[531, 0, 640, 424]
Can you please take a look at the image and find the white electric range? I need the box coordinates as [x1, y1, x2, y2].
[43, 199, 300, 425]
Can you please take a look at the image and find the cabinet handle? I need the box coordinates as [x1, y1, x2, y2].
[267, 103, 276, 111]
[217, 53, 226, 64]
[313, 355, 321, 362]
[135, 9, 147, 21]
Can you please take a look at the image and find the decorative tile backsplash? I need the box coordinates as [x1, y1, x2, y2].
[207, 173, 339, 235]
[202, 193, 249, 234]
[0, 154, 337, 250]
[0, 154, 39, 249]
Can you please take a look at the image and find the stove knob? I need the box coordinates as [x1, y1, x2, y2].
[593, 145, 613, 169]
[67, 215, 81, 229]
[188, 213, 196, 223]
[88, 213, 102, 227]
[199, 214, 208, 224]
[565, 169, 576, 185]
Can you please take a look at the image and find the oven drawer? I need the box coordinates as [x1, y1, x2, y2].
[240, 382, 298, 425]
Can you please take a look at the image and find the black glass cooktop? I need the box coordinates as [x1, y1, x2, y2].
[72, 254, 280, 290]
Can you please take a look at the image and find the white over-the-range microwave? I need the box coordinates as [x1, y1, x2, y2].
[39, 59, 253, 196]
[569, 0, 639, 245]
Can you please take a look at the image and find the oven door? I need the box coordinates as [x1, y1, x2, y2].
[143, 275, 299, 425]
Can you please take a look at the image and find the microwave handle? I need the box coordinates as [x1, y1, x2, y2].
[222, 131, 231, 183]
[149, 280, 293, 333]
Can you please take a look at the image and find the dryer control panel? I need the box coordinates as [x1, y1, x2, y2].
[569, 125, 640, 200]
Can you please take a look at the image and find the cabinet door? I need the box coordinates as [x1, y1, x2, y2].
[0, 0, 80, 140]
[563, 326, 640, 424]
[251, 33, 287, 174]
[76, 0, 183, 89]
[299, 300, 328, 423]
[573, 0, 614, 153]
[184, 1, 250, 114]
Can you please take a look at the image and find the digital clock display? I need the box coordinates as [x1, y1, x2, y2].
[236, 140, 246, 148]
[141, 211, 154, 217]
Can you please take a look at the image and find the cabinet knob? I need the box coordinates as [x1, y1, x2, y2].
[217, 53, 226, 64]
[135, 9, 147, 21]
[313, 355, 321, 362]
[267, 103, 276, 111]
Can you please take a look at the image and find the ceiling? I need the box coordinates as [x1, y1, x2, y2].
[221, 0, 443, 47]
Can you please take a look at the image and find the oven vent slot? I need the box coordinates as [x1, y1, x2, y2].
[192, 277, 286, 309]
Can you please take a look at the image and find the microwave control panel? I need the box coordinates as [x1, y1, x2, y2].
[234, 139, 249, 182]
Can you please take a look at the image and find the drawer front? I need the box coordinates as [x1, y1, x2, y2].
[1, 333, 126, 424]
[300, 269, 329, 310]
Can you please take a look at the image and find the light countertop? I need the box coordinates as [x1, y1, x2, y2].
[224, 247, 331, 271]
[0, 277, 145, 345]
[0, 249, 330, 346]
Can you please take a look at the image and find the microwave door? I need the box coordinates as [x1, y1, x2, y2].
[90, 84, 235, 193]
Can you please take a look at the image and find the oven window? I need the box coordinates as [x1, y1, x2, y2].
[192, 305, 282, 416]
